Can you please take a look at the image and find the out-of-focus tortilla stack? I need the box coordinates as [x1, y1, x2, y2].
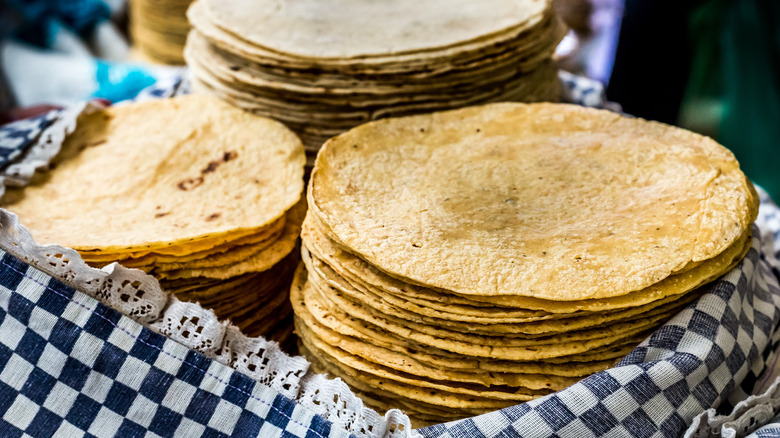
[4, 95, 306, 347]
[184, 0, 566, 164]
[130, 0, 193, 64]
[294, 103, 759, 426]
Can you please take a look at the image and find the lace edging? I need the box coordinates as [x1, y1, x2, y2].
[685, 377, 780, 438]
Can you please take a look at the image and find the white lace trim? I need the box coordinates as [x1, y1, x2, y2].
[0, 102, 419, 438]
[685, 377, 780, 438]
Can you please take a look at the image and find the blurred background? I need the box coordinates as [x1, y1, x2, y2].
[0, 0, 778, 198]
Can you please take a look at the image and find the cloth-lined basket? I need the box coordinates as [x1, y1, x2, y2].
[1, 73, 780, 438]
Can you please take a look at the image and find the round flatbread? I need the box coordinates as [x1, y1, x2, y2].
[309, 102, 758, 301]
[201, 0, 549, 60]
[5, 95, 305, 252]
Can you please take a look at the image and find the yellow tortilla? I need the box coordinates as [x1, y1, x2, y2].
[5, 94, 305, 252]
[309, 103, 757, 301]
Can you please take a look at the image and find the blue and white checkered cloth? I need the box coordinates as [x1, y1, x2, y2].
[1, 74, 780, 437]
[0, 249, 348, 438]
[0, 110, 60, 169]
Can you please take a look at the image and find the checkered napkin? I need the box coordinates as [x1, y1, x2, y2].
[0, 101, 104, 195]
[0, 110, 62, 171]
[0, 249, 349, 438]
[558, 70, 615, 109]
[750, 425, 780, 438]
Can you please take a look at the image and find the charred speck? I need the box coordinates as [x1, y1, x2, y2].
[177, 176, 204, 191]
[202, 161, 221, 173]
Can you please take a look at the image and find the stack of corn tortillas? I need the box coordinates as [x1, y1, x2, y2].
[184, 0, 565, 164]
[4, 95, 306, 346]
[294, 102, 759, 426]
[130, 0, 193, 64]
